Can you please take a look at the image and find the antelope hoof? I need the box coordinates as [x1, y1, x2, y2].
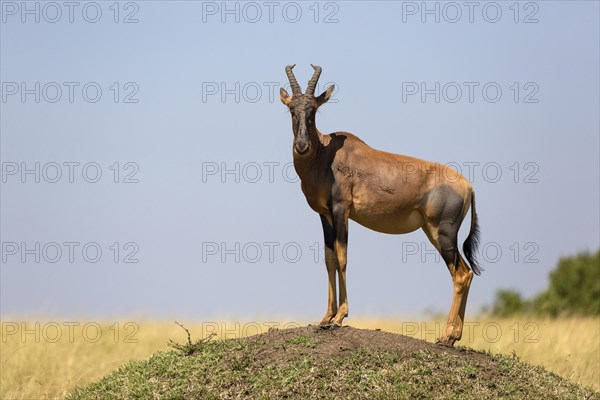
[319, 322, 341, 330]
[436, 338, 456, 348]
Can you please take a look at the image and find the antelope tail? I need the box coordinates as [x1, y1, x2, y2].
[462, 189, 482, 275]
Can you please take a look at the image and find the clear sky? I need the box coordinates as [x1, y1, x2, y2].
[1, 1, 599, 322]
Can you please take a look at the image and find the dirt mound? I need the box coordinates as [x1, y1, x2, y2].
[248, 324, 489, 365]
[67, 325, 598, 400]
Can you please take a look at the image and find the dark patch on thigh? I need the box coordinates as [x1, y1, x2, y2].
[421, 185, 465, 225]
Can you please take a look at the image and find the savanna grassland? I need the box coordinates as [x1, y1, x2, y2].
[1, 317, 598, 399]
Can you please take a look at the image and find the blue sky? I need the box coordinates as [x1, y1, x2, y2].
[1, 1, 599, 321]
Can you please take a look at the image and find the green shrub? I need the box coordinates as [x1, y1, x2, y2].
[490, 289, 528, 317]
[532, 250, 600, 317]
[490, 250, 599, 317]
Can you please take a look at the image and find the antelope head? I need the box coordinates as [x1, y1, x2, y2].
[280, 64, 335, 156]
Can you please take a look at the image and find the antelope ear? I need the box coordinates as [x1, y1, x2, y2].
[316, 84, 335, 106]
[280, 87, 292, 106]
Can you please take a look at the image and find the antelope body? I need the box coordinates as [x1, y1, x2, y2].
[280, 65, 481, 346]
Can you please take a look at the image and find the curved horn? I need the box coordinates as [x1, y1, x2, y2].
[285, 64, 302, 96]
[306, 64, 322, 95]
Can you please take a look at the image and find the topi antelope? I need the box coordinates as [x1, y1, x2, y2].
[280, 65, 482, 346]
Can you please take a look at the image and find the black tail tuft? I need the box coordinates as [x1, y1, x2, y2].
[463, 190, 483, 275]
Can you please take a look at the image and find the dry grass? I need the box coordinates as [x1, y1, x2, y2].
[1, 317, 598, 399]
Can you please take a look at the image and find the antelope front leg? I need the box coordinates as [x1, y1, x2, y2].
[331, 204, 349, 327]
[319, 214, 338, 326]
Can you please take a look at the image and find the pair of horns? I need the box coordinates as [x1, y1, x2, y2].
[285, 64, 322, 96]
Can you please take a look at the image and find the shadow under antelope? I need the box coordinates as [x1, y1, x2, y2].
[280, 64, 482, 346]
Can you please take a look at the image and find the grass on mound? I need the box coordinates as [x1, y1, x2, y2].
[66, 325, 598, 400]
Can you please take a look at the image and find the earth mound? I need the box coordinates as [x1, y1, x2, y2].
[67, 325, 598, 399]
